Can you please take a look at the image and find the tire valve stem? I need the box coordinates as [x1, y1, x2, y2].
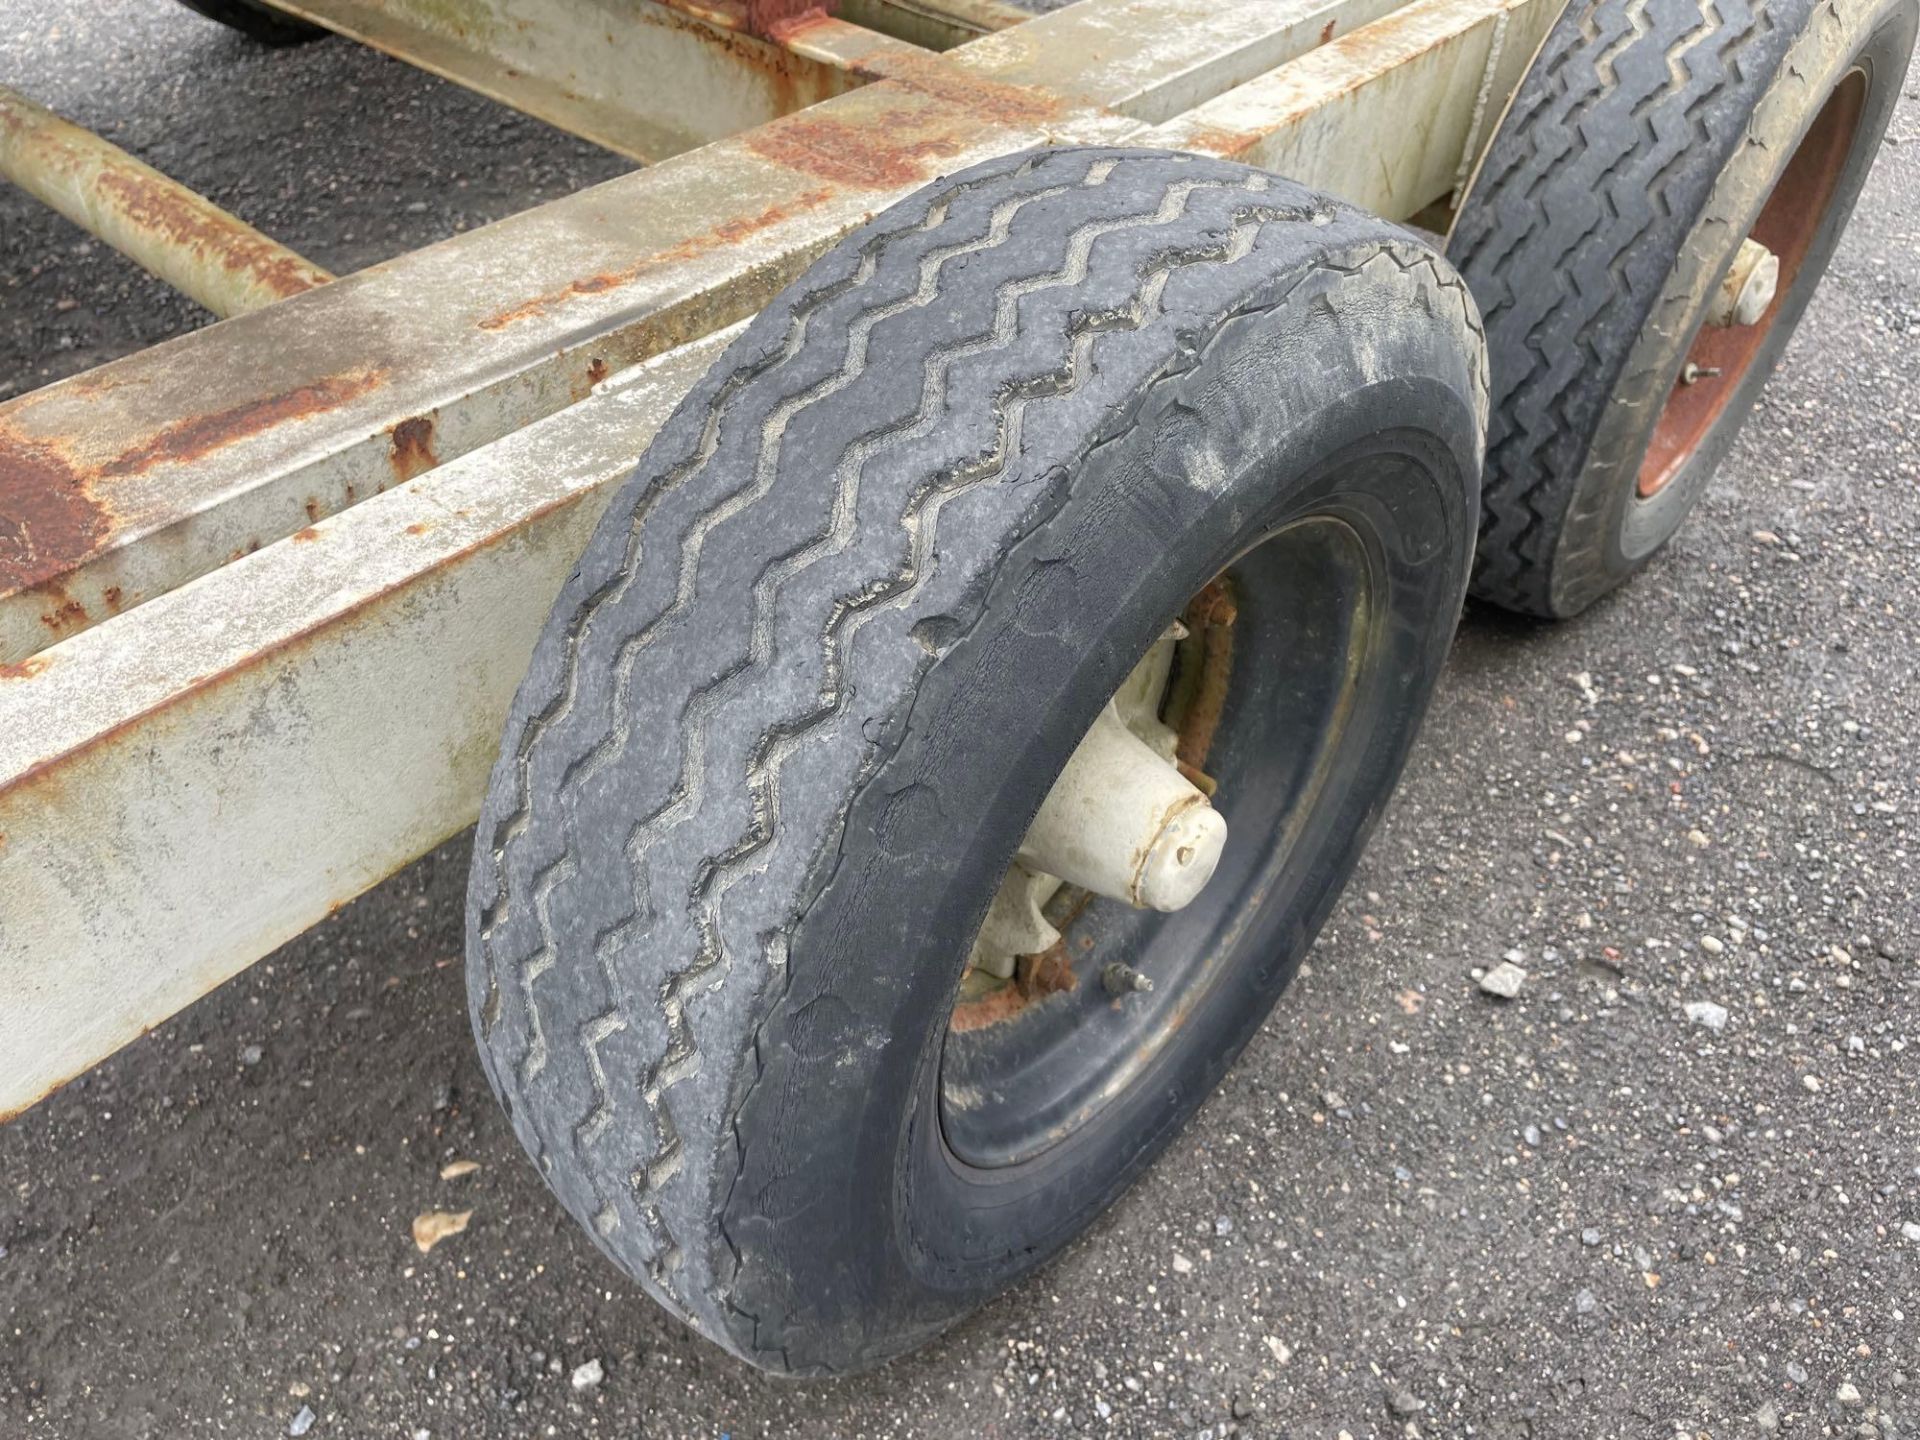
[1681, 363, 1723, 386]
[1102, 962, 1154, 997]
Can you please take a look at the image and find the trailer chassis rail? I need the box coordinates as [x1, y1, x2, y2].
[0, 0, 1561, 1118]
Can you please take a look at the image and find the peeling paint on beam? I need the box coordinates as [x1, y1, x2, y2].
[0, 331, 732, 1120]
[271, 0, 923, 162]
[1145, 0, 1563, 218]
[0, 39, 1129, 665]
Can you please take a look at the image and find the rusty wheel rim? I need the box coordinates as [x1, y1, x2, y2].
[938, 518, 1379, 1170]
[945, 578, 1235, 1037]
[1636, 68, 1869, 499]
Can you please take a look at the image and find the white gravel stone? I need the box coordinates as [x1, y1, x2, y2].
[571, 1358, 604, 1392]
[1684, 1000, 1729, 1031]
[1479, 961, 1527, 999]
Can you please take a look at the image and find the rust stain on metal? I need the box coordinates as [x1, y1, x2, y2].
[745, 61, 1066, 190]
[658, 2, 856, 116]
[744, 0, 838, 38]
[292, 527, 323, 543]
[571, 355, 612, 403]
[948, 939, 1078, 1033]
[39, 582, 87, 633]
[3, 481, 597, 801]
[97, 369, 385, 482]
[763, 6, 842, 44]
[866, 51, 1068, 128]
[0, 370, 382, 593]
[0, 656, 48, 681]
[387, 414, 441, 484]
[683, 14, 804, 113]
[748, 111, 963, 189]
[2, 364, 378, 596]
[91, 170, 331, 302]
[1321, 18, 1338, 43]
[0, 430, 113, 594]
[475, 191, 833, 331]
[1175, 579, 1236, 774]
[1177, 125, 1262, 158]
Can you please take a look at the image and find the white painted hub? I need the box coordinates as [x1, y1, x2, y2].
[1709, 237, 1780, 328]
[1016, 702, 1228, 912]
[963, 620, 1231, 984]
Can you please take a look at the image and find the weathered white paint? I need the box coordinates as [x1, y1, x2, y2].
[1, 0, 1559, 1117]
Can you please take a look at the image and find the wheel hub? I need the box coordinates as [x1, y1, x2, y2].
[960, 597, 1233, 1000]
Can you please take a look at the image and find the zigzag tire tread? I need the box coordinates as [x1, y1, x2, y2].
[1449, 0, 1795, 615]
[465, 146, 1483, 1369]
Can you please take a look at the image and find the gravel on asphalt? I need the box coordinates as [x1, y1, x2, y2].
[2, 4, 1918, 1437]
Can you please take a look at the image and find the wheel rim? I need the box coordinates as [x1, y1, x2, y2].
[937, 517, 1378, 1170]
[1637, 67, 1869, 498]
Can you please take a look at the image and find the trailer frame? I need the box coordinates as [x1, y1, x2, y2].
[0, 0, 1564, 1118]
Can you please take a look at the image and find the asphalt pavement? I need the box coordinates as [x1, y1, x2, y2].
[3, 4, 1919, 1437]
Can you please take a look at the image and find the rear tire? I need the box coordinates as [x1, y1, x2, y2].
[467, 147, 1486, 1374]
[1451, 0, 1917, 617]
[172, 0, 325, 45]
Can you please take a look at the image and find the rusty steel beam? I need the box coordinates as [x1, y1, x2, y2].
[839, 0, 1031, 50]
[266, 0, 925, 162]
[0, 86, 333, 319]
[0, 0, 1551, 1117]
[0, 61, 1135, 666]
[1145, 0, 1564, 217]
[2, 0, 1404, 665]
[0, 329, 734, 1120]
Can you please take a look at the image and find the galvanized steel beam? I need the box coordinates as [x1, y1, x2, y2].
[959, 0, 1435, 122]
[0, 86, 333, 318]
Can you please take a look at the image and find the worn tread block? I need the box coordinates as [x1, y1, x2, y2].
[466, 145, 1486, 1372]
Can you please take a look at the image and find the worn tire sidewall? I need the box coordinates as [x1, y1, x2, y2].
[717, 261, 1482, 1371]
[1551, 0, 1918, 614]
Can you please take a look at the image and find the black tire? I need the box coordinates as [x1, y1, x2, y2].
[171, 0, 325, 45]
[1450, 0, 1917, 617]
[466, 147, 1486, 1375]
